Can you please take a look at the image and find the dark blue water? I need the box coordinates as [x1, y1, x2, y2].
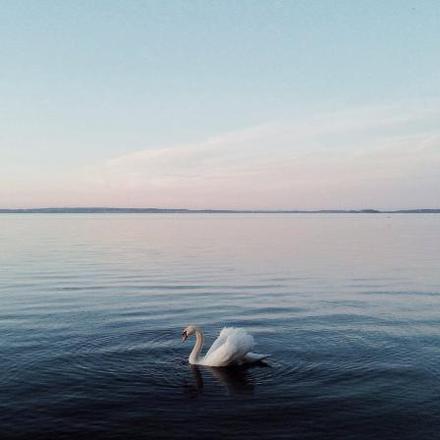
[1, 214, 439, 439]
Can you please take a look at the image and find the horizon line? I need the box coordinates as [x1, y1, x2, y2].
[1, 207, 439, 214]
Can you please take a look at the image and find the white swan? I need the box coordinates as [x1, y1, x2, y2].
[181, 325, 270, 367]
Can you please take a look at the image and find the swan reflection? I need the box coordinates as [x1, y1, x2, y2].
[187, 364, 269, 396]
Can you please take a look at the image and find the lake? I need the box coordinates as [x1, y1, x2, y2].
[1, 213, 439, 439]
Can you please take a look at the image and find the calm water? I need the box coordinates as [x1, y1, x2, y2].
[1, 214, 440, 439]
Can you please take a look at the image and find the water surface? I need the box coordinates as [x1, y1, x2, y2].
[1, 214, 439, 439]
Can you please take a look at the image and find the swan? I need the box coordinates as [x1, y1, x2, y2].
[181, 325, 270, 367]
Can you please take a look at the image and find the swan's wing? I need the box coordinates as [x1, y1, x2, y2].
[204, 327, 237, 359]
[204, 328, 254, 367]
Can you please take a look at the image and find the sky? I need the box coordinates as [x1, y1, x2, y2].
[1, 0, 439, 210]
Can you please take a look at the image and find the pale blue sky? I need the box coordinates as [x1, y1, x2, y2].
[1, 0, 439, 209]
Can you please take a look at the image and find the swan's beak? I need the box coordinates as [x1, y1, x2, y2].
[181, 331, 188, 342]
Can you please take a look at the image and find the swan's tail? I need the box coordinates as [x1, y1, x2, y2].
[244, 352, 271, 363]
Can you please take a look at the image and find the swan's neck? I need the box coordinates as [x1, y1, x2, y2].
[189, 328, 204, 364]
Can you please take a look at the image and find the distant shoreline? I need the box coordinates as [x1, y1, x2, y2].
[1, 208, 439, 214]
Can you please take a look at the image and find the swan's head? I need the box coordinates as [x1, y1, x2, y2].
[181, 325, 197, 342]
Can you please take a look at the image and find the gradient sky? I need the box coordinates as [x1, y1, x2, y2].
[1, 0, 439, 209]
